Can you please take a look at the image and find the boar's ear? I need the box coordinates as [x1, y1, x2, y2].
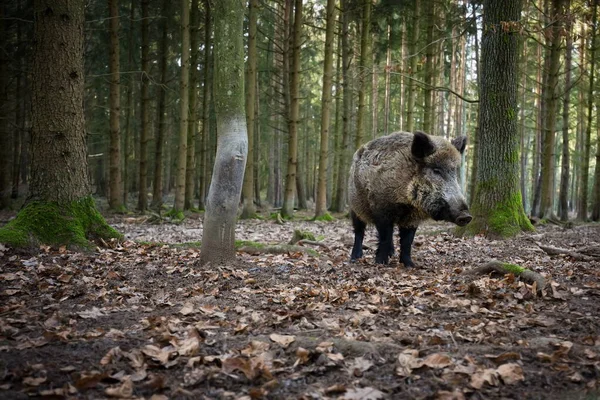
[451, 136, 467, 154]
[411, 131, 435, 159]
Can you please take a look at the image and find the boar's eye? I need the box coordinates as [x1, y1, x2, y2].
[432, 167, 443, 176]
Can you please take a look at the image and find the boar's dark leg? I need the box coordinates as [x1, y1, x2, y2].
[350, 210, 366, 261]
[399, 227, 417, 267]
[374, 220, 394, 264]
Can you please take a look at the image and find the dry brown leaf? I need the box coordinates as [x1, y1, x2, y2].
[484, 352, 521, 364]
[422, 353, 453, 369]
[142, 345, 174, 365]
[179, 302, 195, 316]
[496, 363, 524, 385]
[470, 368, 499, 389]
[101, 346, 123, 365]
[343, 386, 386, 400]
[241, 340, 270, 356]
[435, 389, 465, 400]
[105, 378, 133, 398]
[269, 333, 295, 348]
[396, 349, 422, 377]
[348, 356, 373, 377]
[22, 376, 46, 387]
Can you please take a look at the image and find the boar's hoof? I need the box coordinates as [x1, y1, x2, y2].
[400, 256, 416, 268]
[375, 254, 390, 265]
[455, 213, 472, 226]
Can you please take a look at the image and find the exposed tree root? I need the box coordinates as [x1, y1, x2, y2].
[461, 260, 546, 295]
[538, 245, 599, 261]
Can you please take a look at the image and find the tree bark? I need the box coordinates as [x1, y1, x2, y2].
[405, 0, 420, 133]
[558, 1, 572, 221]
[240, 0, 258, 219]
[108, 0, 123, 211]
[354, 0, 371, 149]
[423, 1, 435, 134]
[198, 0, 212, 210]
[0, 4, 11, 209]
[185, 0, 200, 210]
[123, 0, 135, 205]
[137, 0, 150, 211]
[200, 0, 247, 265]
[462, 0, 533, 238]
[314, 0, 336, 218]
[281, 0, 302, 218]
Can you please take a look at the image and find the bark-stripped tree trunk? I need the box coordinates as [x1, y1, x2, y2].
[405, 0, 420, 133]
[281, 0, 302, 218]
[137, 0, 150, 211]
[198, 0, 211, 210]
[314, 0, 336, 219]
[151, 0, 169, 210]
[558, 1, 572, 221]
[173, 0, 191, 214]
[241, 0, 258, 219]
[200, 0, 247, 265]
[108, 0, 123, 211]
[0, 0, 120, 247]
[539, 0, 565, 219]
[462, 0, 533, 238]
[578, 0, 597, 221]
[331, 0, 351, 212]
[354, 0, 371, 149]
[185, 0, 200, 210]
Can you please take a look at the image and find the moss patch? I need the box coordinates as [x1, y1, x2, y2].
[235, 240, 265, 249]
[313, 212, 335, 222]
[459, 191, 534, 238]
[165, 209, 185, 221]
[0, 197, 122, 249]
[501, 262, 525, 274]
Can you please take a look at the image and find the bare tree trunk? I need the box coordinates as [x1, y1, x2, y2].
[405, 0, 420, 133]
[200, 0, 247, 265]
[383, 20, 392, 134]
[108, 0, 123, 210]
[559, 2, 572, 221]
[315, 0, 336, 218]
[423, 1, 435, 133]
[198, 0, 211, 210]
[137, 0, 150, 211]
[579, 0, 597, 221]
[354, 0, 371, 149]
[173, 0, 191, 213]
[241, 0, 258, 219]
[0, 4, 11, 209]
[281, 0, 302, 218]
[123, 0, 135, 206]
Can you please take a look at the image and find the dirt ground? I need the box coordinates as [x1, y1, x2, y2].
[1, 210, 599, 399]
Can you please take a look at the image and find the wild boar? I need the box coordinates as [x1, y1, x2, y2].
[348, 131, 472, 267]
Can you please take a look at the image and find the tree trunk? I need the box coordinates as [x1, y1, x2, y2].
[185, 0, 200, 210]
[198, 0, 212, 210]
[354, 0, 371, 149]
[240, 0, 258, 219]
[151, 0, 169, 210]
[331, 0, 351, 212]
[173, 0, 191, 214]
[123, 0, 135, 206]
[281, 0, 302, 218]
[462, 0, 533, 238]
[539, 0, 565, 219]
[579, 0, 597, 221]
[314, 0, 336, 219]
[0, 0, 120, 247]
[200, 0, 247, 265]
[405, 0, 420, 133]
[0, 4, 11, 209]
[383, 20, 392, 134]
[423, 1, 435, 134]
[108, 0, 123, 211]
[137, 0, 150, 211]
[558, 2, 572, 221]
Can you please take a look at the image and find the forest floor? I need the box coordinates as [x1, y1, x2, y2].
[1, 208, 599, 400]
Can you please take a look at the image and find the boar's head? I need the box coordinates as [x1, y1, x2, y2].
[409, 131, 472, 227]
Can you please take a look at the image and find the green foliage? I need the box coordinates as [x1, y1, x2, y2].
[165, 209, 185, 221]
[501, 262, 525, 274]
[313, 212, 335, 222]
[0, 197, 122, 249]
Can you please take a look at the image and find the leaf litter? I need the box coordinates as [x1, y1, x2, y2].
[0, 213, 599, 399]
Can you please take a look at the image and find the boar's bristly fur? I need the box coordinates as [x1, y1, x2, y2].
[348, 131, 472, 267]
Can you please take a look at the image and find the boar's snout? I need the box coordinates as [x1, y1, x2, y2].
[455, 212, 472, 226]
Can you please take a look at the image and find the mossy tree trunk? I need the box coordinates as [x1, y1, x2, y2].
[108, 0, 123, 211]
[240, 0, 258, 219]
[0, 0, 121, 248]
[461, 0, 533, 238]
[200, 0, 247, 265]
[314, 0, 336, 219]
[281, 0, 302, 219]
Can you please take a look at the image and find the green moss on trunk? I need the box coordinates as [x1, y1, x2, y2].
[459, 191, 534, 238]
[0, 197, 122, 249]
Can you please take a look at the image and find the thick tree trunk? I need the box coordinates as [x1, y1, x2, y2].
[198, 0, 211, 210]
[539, 0, 565, 219]
[354, 0, 371, 149]
[423, 1, 435, 134]
[200, 0, 247, 266]
[281, 0, 302, 218]
[108, 0, 123, 211]
[151, 0, 169, 210]
[173, 0, 191, 214]
[241, 0, 258, 219]
[383, 21, 392, 134]
[405, 0, 420, 133]
[331, 0, 351, 212]
[0, 0, 120, 248]
[137, 0, 150, 211]
[314, 0, 336, 219]
[0, 5, 11, 209]
[559, 4, 572, 221]
[462, 0, 533, 238]
[123, 0, 135, 205]
[579, 0, 597, 221]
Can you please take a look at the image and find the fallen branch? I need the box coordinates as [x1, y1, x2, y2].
[538, 245, 597, 261]
[461, 260, 546, 295]
[237, 244, 318, 257]
[296, 239, 330, 249]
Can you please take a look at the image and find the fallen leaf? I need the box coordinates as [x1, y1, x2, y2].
[496, 363, 524, 385]
[22, 376, 47, 386]
[77, 307, 106, 319]
[470, 368, 499, 389]
[105, 378, 133, 398]
[343, 386, 385, 400]
[422, 353, 453, 369]
[347, 356, 373, 377]
[269, 333, 295, 348]
[101, 347, 123, 365]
